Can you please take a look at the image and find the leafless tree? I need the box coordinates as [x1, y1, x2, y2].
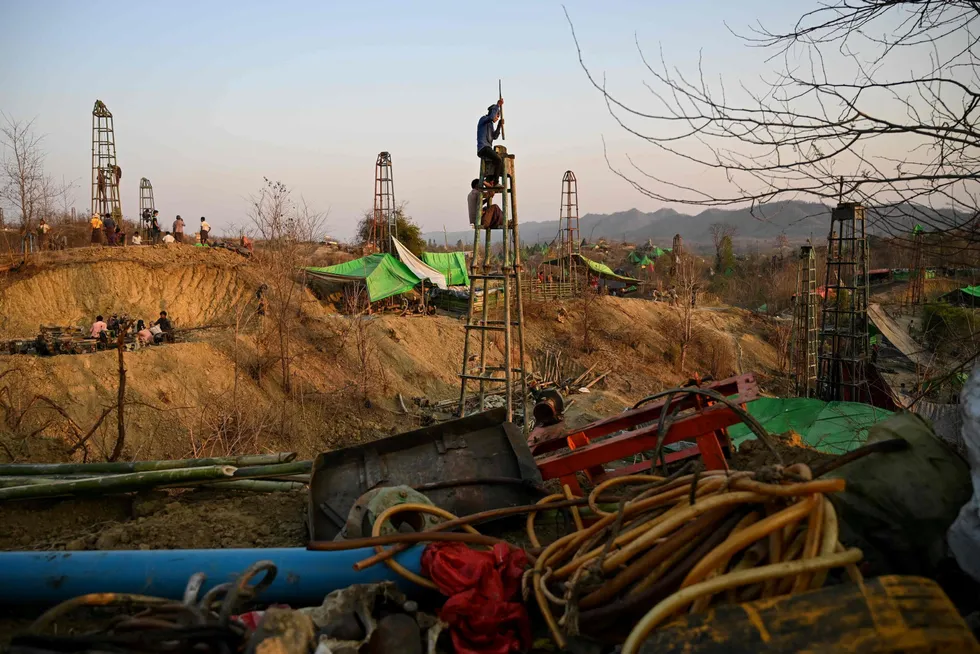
[566, 1, 980, 259]
[249, 178, 328, 395]
[0, 114, 73, 244]
[674, 253, 702, 372]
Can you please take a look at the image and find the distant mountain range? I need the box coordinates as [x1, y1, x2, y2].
[422, 200, 951, 249]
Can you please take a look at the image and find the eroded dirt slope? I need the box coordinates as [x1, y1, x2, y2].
[0, 248, 254, 338]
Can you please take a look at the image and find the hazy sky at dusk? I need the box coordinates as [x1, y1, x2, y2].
[1, 1, 808, 238]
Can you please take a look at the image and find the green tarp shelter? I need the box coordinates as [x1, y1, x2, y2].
[305, 253, 422, 302]
[421, 251, 470, 287]
[543, 254, 641, 284]
[628, 251, 656, 267]
[892, 269, 936, 282]
[939, 285, 980, 307]
[727, 397, 893, 454]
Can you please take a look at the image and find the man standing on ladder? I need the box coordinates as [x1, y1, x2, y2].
[476, 98, 504, 187]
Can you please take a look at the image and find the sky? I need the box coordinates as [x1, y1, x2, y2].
[1, 1, 816, 239]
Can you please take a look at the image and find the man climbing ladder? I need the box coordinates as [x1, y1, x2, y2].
[476, 97, 504, 187]
[459, 88, 528, 431]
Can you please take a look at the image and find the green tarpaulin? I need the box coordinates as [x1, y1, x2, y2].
[421, 251, 469, 286]
[727, 397, 893, 454]
[939, 285, 980, 306]
[628, 251, 656, 266]
[305, 253, 421, 302]
[544, 254, 641, 283]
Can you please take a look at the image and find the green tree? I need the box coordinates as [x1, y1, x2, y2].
[356, 203, 425, 256]
[718, 234, 735, 273]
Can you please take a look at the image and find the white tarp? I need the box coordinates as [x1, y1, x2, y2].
[390, 237, 447, 290]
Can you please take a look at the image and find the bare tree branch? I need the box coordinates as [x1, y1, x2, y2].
[565, 1, 980, 251]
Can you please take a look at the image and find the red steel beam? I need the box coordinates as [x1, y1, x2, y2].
[536, 405, 740, 483]
[528, 373, 758, 456]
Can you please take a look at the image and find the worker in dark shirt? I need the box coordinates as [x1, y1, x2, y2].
[153, 310, 173, 343]
[476, 98, 504, 186]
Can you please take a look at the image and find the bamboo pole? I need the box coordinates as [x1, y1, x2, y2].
[230, 461, 312, 478]
[198, 480, 307, 493]
[0, 466, 237, 501]
[0, 453, 296, 476]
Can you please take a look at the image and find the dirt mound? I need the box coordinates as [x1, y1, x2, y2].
[732, 431, 837, 471]
[0, 247, 254, 338]
[0, 489, 307, 551]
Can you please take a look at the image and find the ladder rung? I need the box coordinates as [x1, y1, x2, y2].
[465, 325, 507, 332]
[469, 274, 509, 280]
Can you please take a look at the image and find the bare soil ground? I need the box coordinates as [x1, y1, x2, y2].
[0, 489, 307, 552]
[0, 246, 793, 552]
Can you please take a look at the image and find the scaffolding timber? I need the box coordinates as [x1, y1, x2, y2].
[457, 145, 528, 430]
[790, 245, 818, 397]
[671, 233, 683, 277]
[817, 203, 870, 403]
[905, 226, 925, 307]
[370, 152, 396, 253]
[138, 178, 155, 242]
[558, 170, 580, 289]
[91, 100, 122, 222]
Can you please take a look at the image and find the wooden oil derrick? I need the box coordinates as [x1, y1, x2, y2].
[905, 225, 925, 307]
[139, 178, 155, 242]
[558, 170, 580, 291]
[817, 203, 871, 403]
[91, 100, 123, 223]
[458, 146, 528, 430]
[671, 233, 683, 277]
[790, 245, 818, 397]
[370, 152, 396, 253]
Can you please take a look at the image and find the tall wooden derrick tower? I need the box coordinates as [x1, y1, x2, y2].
[558, 171, 580, 289]
[91, 100, 122, 222]
[369, 152, 396, 252]
[817, 203, 871, 402]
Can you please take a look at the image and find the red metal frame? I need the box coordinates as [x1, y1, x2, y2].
[529, 374, 759, 495]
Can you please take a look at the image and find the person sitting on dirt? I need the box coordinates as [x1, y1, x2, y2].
[162, 231, 175, 244]
[90, 315, 108, 339]
[90, 214, 103, 245]
[240, 234, 253, 253]
[132, 233, 142, 246]
[136, 320, 153, 346]
[152, 311, 173, 343]
[199, 217, 211, 244]
[115, 226, 124, 246]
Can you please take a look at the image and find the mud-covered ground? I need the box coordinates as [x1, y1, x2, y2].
[0, 488, 308, 552]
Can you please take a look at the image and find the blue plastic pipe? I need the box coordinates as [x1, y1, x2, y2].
[0, 546, 424, 605]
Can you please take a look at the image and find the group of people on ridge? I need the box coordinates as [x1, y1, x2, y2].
[89, 210, 211, 247]
[89, 311, 173, 347]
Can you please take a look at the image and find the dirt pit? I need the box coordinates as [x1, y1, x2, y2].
[0, 489, 308, 552]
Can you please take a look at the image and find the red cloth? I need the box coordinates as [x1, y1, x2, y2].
[422, 542, 531, 654]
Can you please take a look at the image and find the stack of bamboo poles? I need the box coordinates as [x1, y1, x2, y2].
[531, 350, 609, 394]
[0, 453, 313, 501]
[528, 465, 862, 653]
